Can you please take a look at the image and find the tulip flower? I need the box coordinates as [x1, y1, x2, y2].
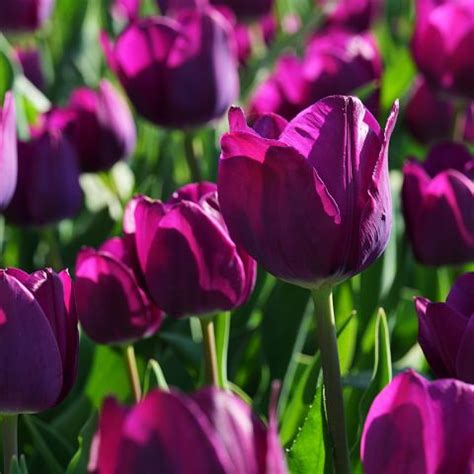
[412, 0, 474, 99]
[219, 96, 399, 287]
[101, 7, 239, 128]
[127, 182, 256, 318]
[210, 0, 273, 18]
[111, 0, 140, 23]
[14, 48, 45, 91]
[250, 29, 382, 120]
[361, 370, 474, 474]
[0, 92, 17, 211]
[75, 237, 163, 345]
[319, 0, 382, 32]
[402, 142, 474, 266]
[0, 0, 55, 31]
[4, 111, 83, 226]
[0, 268, 78, 413]
[90, 387, 287, 473]
[66, 80, 136, 173]
[415, 273, 474, 383]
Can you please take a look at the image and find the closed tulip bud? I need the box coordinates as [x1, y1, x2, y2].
[415, 273, 474, 383]
[361, 370, 474, 474]
[0, 268, 78, 413]
[101, 6, 239, 128]
[219, 96, 399, 288]
[402, 142, 474, 266]
[0, 92, 17, 211]
[90, 388, 287, 473]
[319, 0, 383, 32]
[75, 237, 163, 345]
[14, 48, 45, 91]
[127, 182, 256, 318]
[0, 0, 55, 31]
[4, 111, 83, 226]
[412, 0, 474, 99]
[67, 80, 136, 173]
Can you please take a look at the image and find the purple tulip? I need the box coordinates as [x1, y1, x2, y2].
[14, 48, 45, 91]
[90, 388, 287, 473]
[415, 273, 474, 383]
[319, 0, 382, 32]
[126, 182, 256, 318]
[402, 142, 474, 266]
[361, 370, 474, 474]
[0, 268, 78, 413]
[66, 80, 136, 173]
[250, 29, 382, 120]
[0, 92, 17, 211]
[0, 0, 55, 31]
[218, 96, 399, 287]
[101, 6, 239, 128]
[210, 0, 273, 18]
[412, 0, 474, 99]
[75, 236, 163, 345]
[4, 111, 83, 226]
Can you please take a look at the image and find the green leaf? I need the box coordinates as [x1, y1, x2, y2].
[66, 414, 98, 474]
[9, 456, 29, 474]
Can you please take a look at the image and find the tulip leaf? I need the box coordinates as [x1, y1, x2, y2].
[9, 456, 29, 474]
[66, 414, 98, 474]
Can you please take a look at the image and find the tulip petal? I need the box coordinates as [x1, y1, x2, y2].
[446, 272, 474, 317]
[168, 181, 217, 205]
[456, 314, 474, 383]
[0, 92, 17, 210]
[423, 141, 473, 177]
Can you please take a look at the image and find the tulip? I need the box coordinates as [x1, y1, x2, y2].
[361, 370, 474, 474]
[75, 237, 163, 345]
[66, 80, 136, 173]
[412, 0, 474, 99]
[101, 7, 239, 128]
[14, 48, 45, 91]
[111, 0, 140, 23]
[415, 273, 474, 383]
[210, 0, 273, 18]
[127, 182, 256, 318]
[4, 111, 83, 226]
[250, 29, 382, 120]
[90, 387, 287, 473]
[0, 0, 55, 31]
[219, 96, 399, 287]
[402, 142, 474, 266]
[0, 92, 17, 211]
[0, 268, 78, 413]
[319, 0, 382, 32]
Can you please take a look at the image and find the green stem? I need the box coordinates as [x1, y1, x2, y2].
[123, 345, 142, 403]
[2, 414, 18, 474]
[311, 286, 351, 474]
[452, 100, 466, 142]
[183, 132, 202, 182]
[214, 312, 231, 389]
[200, 318, 220, 387]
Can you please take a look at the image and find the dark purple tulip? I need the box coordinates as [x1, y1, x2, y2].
[210, 0, 273, 18]
[412, 0, 474, 99]
[415, 273, 474, 383]
[0, 0, 55, 31]
[4, 111, 83, 227]
[319, 0, 382, 32]
[127, 182, 256, 318]
[14, 48, 45, 91]
[67, 80, 136, 173]
[90, 388, 287, 474]
[0, 92, 17, 211]
[361, 370, 474, 474]
[101, 7, 239, 128]
[75, 237, 163, 345]
[0, 268, 78, 413]
[402, 142, 474, 266]
[219, 96, 398, 287]
[250, 29, 382, 120]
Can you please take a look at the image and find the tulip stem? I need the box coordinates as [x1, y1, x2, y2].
[2, 414, 18, 474]
[200, 317, 220, 387]
[214, 312, 231, 389]
[311, 286, 351, 474]
[183, 132, 202, 182]
[124, 345, 142, 403]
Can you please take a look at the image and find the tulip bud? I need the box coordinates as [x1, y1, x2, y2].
[361, 370, 474, 474]
[412, 0, 474, 99]
[90, 388, 287, 473]
[0, 268, 78, 413]
[14, 48, 45, 91]
[219, 96, 399, 288]
[319, 0, 383, 32]
[4, 111, 83, 226]
[0, 0, 55, 31]
[126, 182, 256, 318]
[402, 142, 474, 266]
[415, 273, 474, 383]
[66, 80, 136, 173]
[0, 92, 17, 211]
[75, 237, 163, 345]
[101, 7, 239, 128]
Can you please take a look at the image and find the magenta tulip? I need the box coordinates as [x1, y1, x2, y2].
[402, 142, 474, 265]
[361, 370, 474, 474]
[0, 92, 17, 211]
[219, 96, 398, 287]
[14, 48, 45, 91]
[0, 268, 78, 413]
[319, 0, 382, 32]
[0, 0, 55, 31]
[210, 0, 273, 18]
